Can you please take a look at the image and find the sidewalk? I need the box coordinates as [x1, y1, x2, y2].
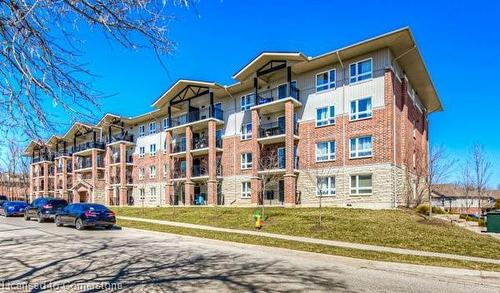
[117, 216, 500, 265]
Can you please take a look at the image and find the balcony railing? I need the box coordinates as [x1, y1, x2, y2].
[192, 165, 208, 177]
[169, 106, 224, 128]
[32, 153, 55, 163]
[76, 159, 92, 170]
[171, 140, 186, 153]
[256, 84, 300, 106]
[172, 168, 186, 179]
[107, 134, 134, 144]
[111, 153, 134, 164]
[259, 154, 298, 170]
[259, 121, 298, 138]
[72, 142, 105, 153]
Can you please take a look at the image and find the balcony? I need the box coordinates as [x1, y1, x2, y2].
[168, 106, 224, 129]
[258, 122, 299, 144]
[192, 165, 208, 178]
[32, 154, 55, 163]
[55, 151, 71, 158]
[258, 155, 299, 173]
[72, 142, 106, 154]
[111, 153, 134, 164]
[172, 168, 186, 180]
[107, 134, 135, 145]
[171, 140, 186, 155]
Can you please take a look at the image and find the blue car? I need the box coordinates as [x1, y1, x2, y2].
[55, 203, 116, 230]
[1, 201, 29, 217]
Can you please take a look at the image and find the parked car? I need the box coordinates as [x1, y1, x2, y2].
[55, 203, 116, 230]
[24, 197, 68, 222]
[0, 201, 29, 217]
[0, 195, 8, 206]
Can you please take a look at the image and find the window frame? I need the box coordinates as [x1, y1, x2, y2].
[316, 176, 336, 197]
[150, 187, 157, 201]
[315, 69, 336, 92]
[240, 153, 252, 169]
[149, 144, 157, 156]
[316, 141, 336, 162]
[240, 94, 254, 111]
[350, 174, 373, 195]
[350, 97, 373, 121]
[162, 118, 169, 130]
[241, 181, 251, 198]
[149, 165, 156, 178]
[139, 167, 145, 180]
[149, 121, 157, 134]
[241, 123, 252, 140]
[138, 125, 145, 137]
[349, 58, 373, 84]
[316, 106, 335, 127]
[349, 136, 373, 159]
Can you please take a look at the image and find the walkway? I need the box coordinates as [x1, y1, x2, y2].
[117, 216, 500, 265]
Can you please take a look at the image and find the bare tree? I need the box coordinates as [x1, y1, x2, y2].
[0, 139, 30, 200]
[169, 156, 185, 219]
[426, 146, 455, 217]
[470, 144, 492, 215]
[403, 148, 427, 208]
[258, 147, 283, 217]
[302, 167, 338, 227]
[0, 0, 196, 138]
[458, 160, 474, 214]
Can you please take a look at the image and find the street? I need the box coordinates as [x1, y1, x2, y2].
[0, 217, 499, 292]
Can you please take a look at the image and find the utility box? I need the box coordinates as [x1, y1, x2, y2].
[486, 211, 500, 233]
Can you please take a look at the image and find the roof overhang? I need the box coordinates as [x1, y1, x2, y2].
[152, 80, 224, 109]
[62, 122, 99, 140]
[23, 140, 45, 156]
[233, 52, 308, 81]
[96, 113, 122, 127]
[295, 27, 442, 112]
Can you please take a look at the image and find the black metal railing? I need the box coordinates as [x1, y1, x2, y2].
[72, 142, 105, 153]
[107, 134, 134, 144]
[192, 165, 208, 177]
[259, 121, 298, 138]
[171, 140, 186, 153]
[32, 153, 55, 163]
[193, 136, 208, 150]
[169, 106, 224, 128]
[256, 84, 300, 106]
[76, 158, 92, 170]
[172, 168, 186, 179]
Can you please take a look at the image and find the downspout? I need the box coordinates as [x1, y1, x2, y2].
[224, 85, 237, 205]
[336, 51, 347, 206]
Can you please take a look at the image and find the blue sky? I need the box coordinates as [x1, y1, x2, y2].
[49, 0, 500, 186]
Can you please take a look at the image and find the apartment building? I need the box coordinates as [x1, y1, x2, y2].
[24, 27, 442, 208]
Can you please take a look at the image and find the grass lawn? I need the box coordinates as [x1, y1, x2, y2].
[118, 219, 500, 272]
[111, 206, 500, 260]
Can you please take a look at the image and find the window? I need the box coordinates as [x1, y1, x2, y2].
[350, 97, 372, 120]
[350, 136, 372, 158]
[149, 121, 157, 134]
[350, 174, 373, 195]
[150, 187, 157, 201]
[241, 123, 252, 140]
[316, 141, 336, 162]
[139, 146, 145, 158]
[138, 125, 145, 137]
[316, 176, 336, 196]
[149, 165, 156, 178]
[139, 167, 145, 180]
[139, 188, 145, 200]
[316, 69, 336, 92]
[316, 106, 335, 127]
[350, 59, 372, 83]
[150, 144, 157, 156]
[163, 164, 168, 177]
[241, 153, 252, 169]
[162, 118, 169, 130]
[241, 182, 251, 198]
[240, 94, 254, 111]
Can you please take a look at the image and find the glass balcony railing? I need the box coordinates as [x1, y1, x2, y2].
[169, 105, 224, 128]
[192, 165, 208, 177]
[171, 140, 186, 153]
[72, 142, 105, 153]
[256, 84, 300, 106]
[107, 134, 134, 144]
[259, 121, 298, 138]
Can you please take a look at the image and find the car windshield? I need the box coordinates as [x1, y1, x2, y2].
[83, 204, 109, 212]
[48, 200, 67, 207]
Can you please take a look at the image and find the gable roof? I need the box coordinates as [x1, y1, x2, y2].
[151, 80, 224, 109]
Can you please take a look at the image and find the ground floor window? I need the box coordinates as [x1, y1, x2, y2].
[316, 176, 336, 196]
[241, 181, 251, 198]
[350, 174, 373, 195]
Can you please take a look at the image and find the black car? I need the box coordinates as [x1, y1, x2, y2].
[55, 203, 116, 230]
[0, 195, 8, 206]
[24, 197, 68, 222]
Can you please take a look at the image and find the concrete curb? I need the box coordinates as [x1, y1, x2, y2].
[117, 216, 500, 265]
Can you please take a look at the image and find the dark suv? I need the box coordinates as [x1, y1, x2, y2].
[24, 197, 68, 222]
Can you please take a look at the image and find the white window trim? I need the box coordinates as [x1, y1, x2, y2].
[350, 174, 373, 196]
[315, 69, 336, 93]
[349, 58, 373, 85]
[240, 94, 254, 112]
[138, 125, 145, 137]
[241, 181, 251, 198]
[349, 136, 373, 159]
[162, 118, 169, 130]
[149, 121, 157, 134]
[163, 164, 168, 177]
[241, 123, 252, 140]
[316, 141, 336, 162]
[241, 153, 252, 169]
[149, 165, 157, 179]
[316, 176, 336, 197]
[315, 106, 335, 127]
[139, 168, 145, 180]
[149, 144, 157, 156]
[350, 97, 373, 121]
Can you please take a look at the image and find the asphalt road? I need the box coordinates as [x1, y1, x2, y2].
[0, 217, 499, 292]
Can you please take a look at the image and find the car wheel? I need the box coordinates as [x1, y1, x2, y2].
[105, 225, 113, 230]
[37, 213, 44, 223]
[75, 218, 85, 230]
[55, 216, 63, 227]
[24, 213, 30, 221]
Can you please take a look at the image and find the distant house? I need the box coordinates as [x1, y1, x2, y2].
[431, 184, 499, 214]
[0, 173, 30, 201]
